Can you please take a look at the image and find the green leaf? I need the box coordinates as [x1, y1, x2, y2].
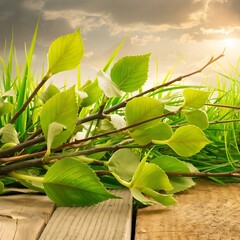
[125, 97, 164, 131]
[44, 158, 118, 206]
[39, 84, 60, 103]
[97, 70, 121, 98]
[40, 87, 78, 148]
[130, 187, 158, 205]
[133, 163, 173, 191]
[47, 29, 84, 75]
[81, 79, 102, 107]
[0, 124, 19, 144]
[130, 187, 176, 206]
[108, 149, 140, 181]
[110, 54, 151, 92]
[154, 125, 211, 157]
[0, 98, 13, 116]
[183, 89, 210, 109]
[184, 109, 209, 129]
[130, 122, 173, 145]
[46, 122, 66, 156]
[142, 187, 177, 206]
[152, 156, 196, 193]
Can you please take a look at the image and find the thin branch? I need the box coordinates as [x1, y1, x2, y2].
[0, 158, 44, 175]
[56, 111, 176, 150]
[0, 150, 46, 164]
[95, 169, 240, 178]
[171, 118, 240, 129]
[10, 75, 50, 124]
[48, 143, 152, 162]
[0, 136, 45, 158]
[166, 169, 240, 178]
[205, 103, 240, 110]
[26, 128, 43, 141]
[0, 143, 152, 174]
[102, 53, 225, 114]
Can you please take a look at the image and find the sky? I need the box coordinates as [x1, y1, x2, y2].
[0, 0, 240, 87]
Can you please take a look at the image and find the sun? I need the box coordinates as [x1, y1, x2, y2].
[224, 38, 237, 48]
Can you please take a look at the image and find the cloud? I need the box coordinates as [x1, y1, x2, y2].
[184, 0, 240, 41]
[0, 0, 73, 50]
[130, 34, 161, 46]
[43, 0, 206, 31]
[206, 0, 240, 28]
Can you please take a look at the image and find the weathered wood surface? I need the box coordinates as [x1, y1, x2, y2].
[0, 194, 55, 240]
[135, 180, 240, 240]
[39, 189, 132, 240]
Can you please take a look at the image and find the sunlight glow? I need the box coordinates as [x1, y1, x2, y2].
[224, 38, 237, 48]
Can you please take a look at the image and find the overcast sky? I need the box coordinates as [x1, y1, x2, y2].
[0, 0, 240, 87]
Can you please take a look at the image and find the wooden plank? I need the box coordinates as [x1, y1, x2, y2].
[135, 180, 240, 240]
[39, 189, 132, 240]
[0, 194, 55, 240]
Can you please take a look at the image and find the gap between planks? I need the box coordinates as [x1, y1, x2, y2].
[0, 194, 55, 240]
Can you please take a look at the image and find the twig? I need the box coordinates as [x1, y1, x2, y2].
[95, 169, 240, 178]
[56, 111, 176, 150]
[103, 53, 225, 114]
[0, 158, 44, 175]
[166, 169, 240, 178]
[0, 143, 152, 175]
[205, 103, 240, 110]
[0, 136, 45, 158]
[10, 75, 50, 124]
[48, 143, 152, 161]
[0, 150, 46, 163]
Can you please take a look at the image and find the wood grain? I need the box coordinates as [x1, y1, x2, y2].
[39, 189, 132, 240]
[0, 194, 55, 240]
[135, 180, 240, 240]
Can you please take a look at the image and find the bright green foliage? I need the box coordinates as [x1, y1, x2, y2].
[130, 122, 173, 145]
[0, 124, 19, 145]
[152, 156, 196, 193]
[183, 89, 210, 109]
[39, 84, 60, 103]
[128, 154, 176, 206]
[41, 86, 78, 148]
[0, 27, 236, 208]
[81, 79, 102, 107]
[44, 158, 118, 206]
[125, 97, 164, 131]
[110, 54, 151, 92]
[167, 125, 211, 156]
[47, 29, 84, 75]
[132, 163, 173, 190]
[153, 125, 211, 157]
[131, 187, 176, 206]
[108, 149, 140, 181]
[184, 109, 209, 129]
